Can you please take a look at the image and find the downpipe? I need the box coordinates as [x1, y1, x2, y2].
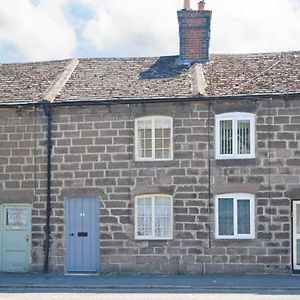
[43, 104, 53, 273]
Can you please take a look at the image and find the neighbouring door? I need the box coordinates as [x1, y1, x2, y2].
[1, 205, 31, 272]
[65, 197, 99, 273]
[293, 201, 300, 271]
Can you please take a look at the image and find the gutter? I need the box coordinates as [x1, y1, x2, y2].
[0, 92, 300, 109]
[43, 103, 52, 273]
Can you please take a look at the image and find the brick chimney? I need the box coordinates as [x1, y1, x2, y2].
[177, 1, 212, 64]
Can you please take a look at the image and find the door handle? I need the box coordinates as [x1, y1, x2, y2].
[26, 234, 30, 242]
[69, 233, 74, 236]
[78, 232, 88, 237]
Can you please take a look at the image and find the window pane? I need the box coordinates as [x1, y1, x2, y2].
[6, 209, 27, 226]
[155, 139, 163, 148]
[155, 150, 163, 159]
[237, 199, 250, 234]
[137, 197, 152, 237]
[145, 128, 152, 139]
[155, 119, 171, 129]
[155, 196, 171, 238]
[297, 240, 300, 265]
[220, 120, 232, 155]
[137, 120, 151, 129]
[155, 125, 171, 159]
[297, 205, 300, 234]
[218, 198, 234, 235]
[138, 128, 152, 157]
[237, 120, 250, 155]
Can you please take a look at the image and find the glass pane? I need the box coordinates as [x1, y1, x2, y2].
[237, 199, 250, 234]
[164, 139, 170, 148]
[218, 198, 234, 235]
[137, 119, 153, 159]
[297, 240, 300, 265]
[6, 209, 27, 226]
[155, 139, 163, 148]
[156, 129, 163, 138]
[155, 119, 171, 129]
[138, 127, 152, 158]
[145, 138, 152, 149]
[137, 198, 152, 237]
[137, 120, 151, 129]
[155, 126, 171, 159]
[237, 120, 250, 155]
[163, 128, 171, 138]
[155, 149, 163, 159]
[297, 205, 300, 234]
[220, 120, 232, 155]
[155, 196, 171, 238]
[145, 128, 151, 139]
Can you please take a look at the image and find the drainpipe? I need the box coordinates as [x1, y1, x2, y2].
[43, 104, 52, 273]
[207, 98, 212, 248]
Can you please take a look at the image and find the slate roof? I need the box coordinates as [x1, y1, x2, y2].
[203, 52, 300, 97]
[0, 60, 71, 104]
[57, 56, 192, 102]
[0, 51, 300, 104]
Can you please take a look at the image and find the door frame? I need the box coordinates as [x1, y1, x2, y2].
[1, 204, 32, 273]
[64, 197, 100, 274]
[292, 200, 300, 273]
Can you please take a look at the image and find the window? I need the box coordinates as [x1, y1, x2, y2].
[135, 116, 173, 161]
[135, 194, 173, 240]
[215, 193, 255, 239]
[215, 113, 255, 159]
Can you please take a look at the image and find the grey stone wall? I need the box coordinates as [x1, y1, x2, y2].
[0, 97, 299, 274]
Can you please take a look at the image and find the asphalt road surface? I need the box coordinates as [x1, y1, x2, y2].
[0, 292, 300, 300]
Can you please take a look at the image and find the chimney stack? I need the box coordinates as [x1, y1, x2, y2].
[177, 0, 212, 64]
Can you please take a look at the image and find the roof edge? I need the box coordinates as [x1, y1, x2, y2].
[0, 92, 299, 108]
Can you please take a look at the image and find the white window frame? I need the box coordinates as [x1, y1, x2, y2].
[134, 194, 173, 240]
[215, 193, 255, 240]
[215, 112, 256, 159]
[134, 116, 173, 161]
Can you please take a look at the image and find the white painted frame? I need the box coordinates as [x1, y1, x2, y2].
[134, 194, 173, 240]
[134, 116, 173, 161]
[215, 193, 255, 240]
[215, 112, 256, 159]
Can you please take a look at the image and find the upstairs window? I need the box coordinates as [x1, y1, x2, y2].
[215, 113, 255, 159]
[135, 116, 173, 161]
[215, 193, 255, 239]
[135, 194, 173, 240]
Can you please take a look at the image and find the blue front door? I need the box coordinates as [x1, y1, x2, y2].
[65, 197, 99, 273]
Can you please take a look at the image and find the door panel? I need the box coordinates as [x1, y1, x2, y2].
[293, 201, 300, 271]
[66, 197, 99, 273]
[2, 205, 31, 272]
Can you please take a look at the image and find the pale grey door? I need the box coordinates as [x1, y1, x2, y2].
[2, 205, 31, 273]
[66, 197, 99, 273]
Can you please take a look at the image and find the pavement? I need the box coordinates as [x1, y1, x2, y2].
[0, 273, 300, 292]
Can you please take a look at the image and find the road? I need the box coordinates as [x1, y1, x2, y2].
[0, 291, 300, 300]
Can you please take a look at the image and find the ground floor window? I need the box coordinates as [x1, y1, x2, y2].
[135, 194, 173, 240]
[215, 193, 255, 239]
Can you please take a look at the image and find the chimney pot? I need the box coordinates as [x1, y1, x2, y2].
[198, 1, 205, 11]
[184, 0, 190, 10]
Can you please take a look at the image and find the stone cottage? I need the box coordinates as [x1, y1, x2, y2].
[0, 0, 300, 274]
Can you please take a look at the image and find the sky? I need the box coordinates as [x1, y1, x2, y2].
[0, 0, 300, 63]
